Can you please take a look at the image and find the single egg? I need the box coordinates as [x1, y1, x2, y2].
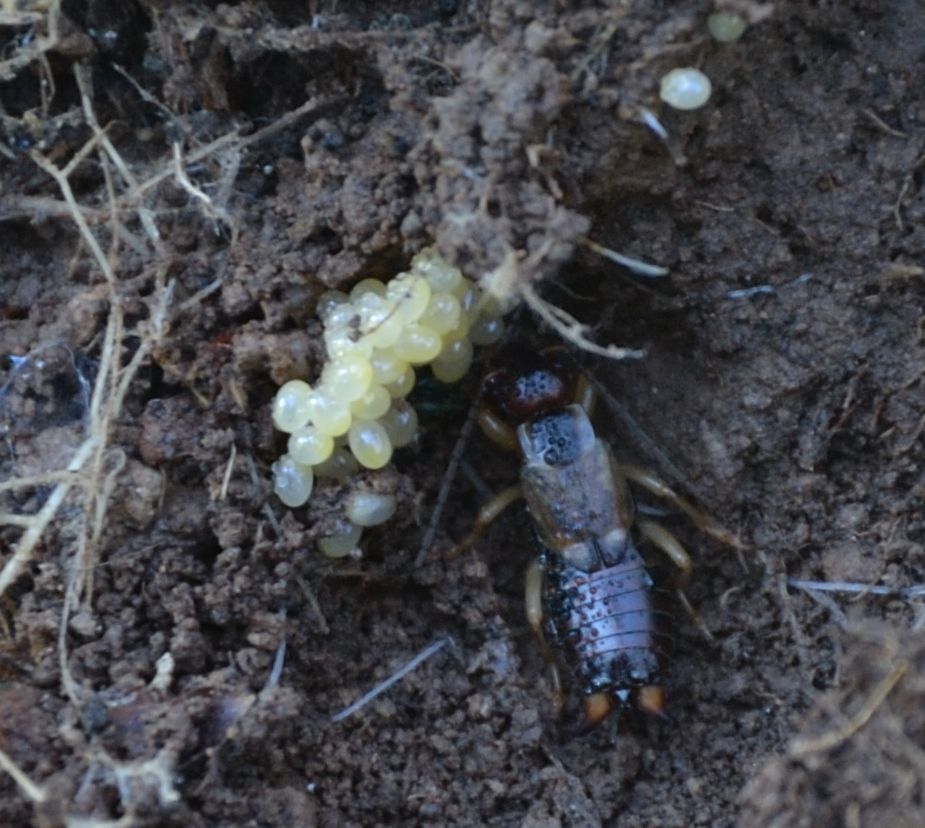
[272, 380, 314, 433]
[346, 492, 397, 527]
[436, 336, 472, 364]
[385, 364, 416, 398]
[393, 323, 442, 364]
[387, 273, 431, 323]
[708, 12, 746, 43]
[318, 523, 363, 558]
[380, 400, 419, 448]
[324, 303, 358, 333]
[313, 446, 360, 481]
[350, 384, 392, 420]
[317, 290, 350, 322]
[288, 425, 334, 466]
[305, 391, 352, 436]
[272, 455, 314, 507]
[413, 248, 463, 293]
[324, 325, 372, 360]
[468, 314, 505, 346]
[355, 292, 403, 349]
[322, 354, 374, 403]
[350, 278, 387, 300]
[431, 338, 474, 383]
[431, 357, 472, 384]
[659, 67, 712, 110]
[348, 419, 393, 469]
[478, 291, 518, 318]
[420, 291, 463, 336]
[369, 348, 409, 385]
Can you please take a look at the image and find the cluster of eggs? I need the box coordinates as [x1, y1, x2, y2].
[270, 247, 508, 556]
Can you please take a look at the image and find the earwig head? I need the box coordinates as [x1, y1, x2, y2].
[483, 347, 578, 427]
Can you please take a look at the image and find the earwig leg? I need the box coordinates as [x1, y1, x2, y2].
[638, 518, 715, 644]
[623, 464, 746, 550]
[445, 485, 523, 560]
[477, 408, 519, 451]
[637, 519, 692, 585]
[674, 587, 715, 644]
[525, 558, 564, 715]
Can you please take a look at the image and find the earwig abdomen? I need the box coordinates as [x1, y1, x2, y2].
[544, 544, 674, 725]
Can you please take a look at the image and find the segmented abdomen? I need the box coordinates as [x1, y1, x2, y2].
[544, 547, 673, 695]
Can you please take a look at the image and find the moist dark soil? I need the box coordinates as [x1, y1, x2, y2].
[1, 1, 923, 826]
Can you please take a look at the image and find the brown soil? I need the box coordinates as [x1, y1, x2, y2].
[1, 1, 923, 826]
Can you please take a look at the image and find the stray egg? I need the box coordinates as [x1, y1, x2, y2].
[708, 12, 746, 43]
[318, 523, 363, 558]
[659, 68, 712, 111]
[346, 492, 397, 527]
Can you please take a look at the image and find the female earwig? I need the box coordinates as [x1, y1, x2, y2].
[465, 348, 740, 730]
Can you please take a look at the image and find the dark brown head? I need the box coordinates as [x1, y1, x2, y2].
[482, 347, 577, 427]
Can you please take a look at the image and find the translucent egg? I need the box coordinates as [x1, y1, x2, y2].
[478, 290, 519, 318]
[387, 273, 431, 323]
[272, 455, 314, 507]
[272, 380, 314, 433]
[346, 492, 397, 527]
[355, 292, 403, 349]
[288, 425, 334, 466]
[318, 523, 363, 558]
[659, 68, 712, 111]
[350, 384, 392, 420]
[437, 336, 472, 364]
[413, 248, 463, 293]
[317, 290, 350, 321]
[324, 303, 358, 333]
[305, 391, 352, 436]
[322, 354, 373, 402]
[348, 419, 393, 469]
[369, 349, 408, 385]
[350, 278, 387, 300]
[432, 357, 472, 384]
[468, 314, 505, 346]
[420, 291, 462, 336]
[708, 12, 746, 43]
[431, 337, 474, 383]
[393, 323, 442, 365]
[385, 365, 416, 398]
[380, 400, 419, 448]
[313, 446, 359, 481]
[325, 326, 371, 360]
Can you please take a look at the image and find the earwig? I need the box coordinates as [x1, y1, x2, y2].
[468, 347, 739, 729]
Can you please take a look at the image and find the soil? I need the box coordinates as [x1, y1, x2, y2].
[1, 1, 923, 826]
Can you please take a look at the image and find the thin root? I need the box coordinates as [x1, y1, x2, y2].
[0, 746, 47, 804]
[520, 280, 644, 361]
[330, 637, 452, 723]
[789, 660, 908, 758]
